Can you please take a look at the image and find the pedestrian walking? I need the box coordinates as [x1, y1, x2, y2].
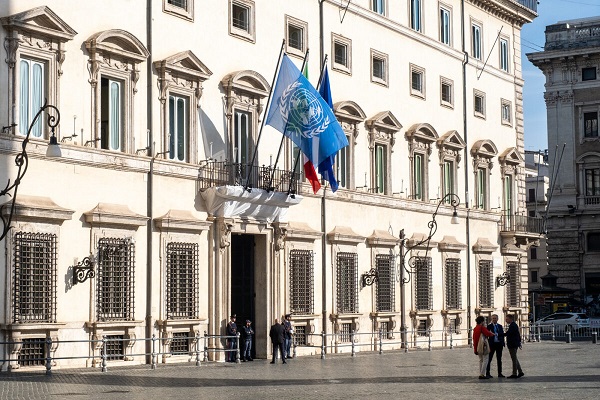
[473, 315, 495, 379]
[505, 314, 524, 378]
[242, 320, 254, 362]
[486, 313, 506, 378]
[269, 318, 286, 364]
[226, 314, 237, 362]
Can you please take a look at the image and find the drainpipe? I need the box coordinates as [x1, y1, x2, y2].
[145, 0, 154, 362]
[460, 0, 473, 346]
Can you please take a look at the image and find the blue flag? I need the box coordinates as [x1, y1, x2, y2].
[317, 66, 340, 192]
[266, 54, 348, 167]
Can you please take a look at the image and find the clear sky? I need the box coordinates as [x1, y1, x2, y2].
[521, 0, 600, 152]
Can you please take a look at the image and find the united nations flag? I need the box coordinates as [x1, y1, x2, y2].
[266, 54, 348, 167]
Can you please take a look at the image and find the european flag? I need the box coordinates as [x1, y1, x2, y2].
[317, 66, 339, 192]
[266, 54, 348, 167]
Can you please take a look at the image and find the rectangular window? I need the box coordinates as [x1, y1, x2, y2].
[336, 252, 358, 313]
[371, 50, 388, 85]
[288, 25, 303, 50]
[100, 77, 122, 151]
[13, 232, 57, 323]
[476, 168, 487, 209]
[585, 168, 600, 196]
[445, 258, 461, 310]
[507, 261, 520, 307]
[166, 242, 199, 319]
[413, 153, 424, 200]
[168, 95, 188, 162]
[587, 232, 600, 251]
[337, 137, 349, 188]
[472, 23, 482, 60]
[584, 112, 598, 137]
[528, 188, 535, 203]
[168, 0, 187, 8]
[501, 101, 511, 124]
[474, 91, 485, 117]
[171, 332, 190, 355]
[410, 65, 425, 98]
[376, 254, 395, 312]
[582, 67, 597, 81]
[440, 7, 451, 45]
[234, 110, 251, 165]
[332, 34, 352, 74]
[375, 144, 386, 194]
[371, 0, 385, 15]
[286, 16, 308, 56]
[530, 247, 538, 260]
[289, 249, 314, 314]
[103, 335, 125, 360]
[96, 238, 135, 321]
[230, 0, 255, 42]
[443, 160, 454, 199]
[531, 270, 538, 283]
[504, 175, 513, 219]
[19, 58, 45, 137]
[335, 42, 348, 67]
[410, 0, 422, 32]
[415, 257, 432, 311]
[18, 338, 46, 367]
[441, 78, 453, 107]
[478, 260, 493, 308]
[499, 38, 509, 72]
[164, 0, 193, 20]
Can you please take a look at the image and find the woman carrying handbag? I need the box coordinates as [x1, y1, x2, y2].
[473, 315, 496, 379]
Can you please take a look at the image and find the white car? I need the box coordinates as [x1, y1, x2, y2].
[534, 312, 590, 333]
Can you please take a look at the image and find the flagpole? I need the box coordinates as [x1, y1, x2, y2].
[316, 55, 328, 90]
[270, 49, 310, 192]
[244, 39, 286, 191]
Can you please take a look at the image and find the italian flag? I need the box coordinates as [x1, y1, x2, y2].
[302, 61, 321, 194]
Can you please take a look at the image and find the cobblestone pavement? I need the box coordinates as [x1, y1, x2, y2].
[1, 341, 599, 400]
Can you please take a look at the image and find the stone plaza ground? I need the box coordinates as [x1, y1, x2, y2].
[1, 340, 599, 400]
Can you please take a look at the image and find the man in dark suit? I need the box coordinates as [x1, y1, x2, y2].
[505, 314, 524, 378]
[269, 318, 286, 364]
[486, 313, 505, 378]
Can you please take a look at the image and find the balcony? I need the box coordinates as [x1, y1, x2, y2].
[500, 214, 545, 234]
[197, 161, 301, 194]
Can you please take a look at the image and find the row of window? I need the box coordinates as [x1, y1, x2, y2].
[288, 249, 520, 316]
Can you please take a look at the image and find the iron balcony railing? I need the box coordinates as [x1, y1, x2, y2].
[516, 0, 537, 13]
[500, 214, 545, 234]
[197, 161, 301, 194]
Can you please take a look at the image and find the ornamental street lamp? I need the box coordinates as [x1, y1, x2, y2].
[1, 101, 61, 241]
[398, 193, 461, 349]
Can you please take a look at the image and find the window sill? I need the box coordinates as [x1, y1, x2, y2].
[441, 101, 454, 109]
[370, 77, 388, 87]
[229, 29, 255, 43]
[410, 91, 425, 100]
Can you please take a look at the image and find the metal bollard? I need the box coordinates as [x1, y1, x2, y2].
[45, 337, 52, 375]
[379, 328, 383, 355]
[235, 332, 241, 363]
[537, 325, 541, 342]
[351, 330, 356, 357]
[428, 330, 432, 351]
[404, 327, 409, 353]
[293, 336, 297, 359]
[321, 331, 326, 359]
[151, 334, 157, 369]
[551, 324, 556, 341]
[450, 330, 453, 349]
[565, 329, 572, 343]
[195, 331, 201, 366]
[592, 331, 598, 344]
[203, 331, 208, 362]
[101, 336, 108, 372]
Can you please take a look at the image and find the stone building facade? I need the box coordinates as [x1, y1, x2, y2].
[528, 17, 600, 308]
[0, 0, 537, 370]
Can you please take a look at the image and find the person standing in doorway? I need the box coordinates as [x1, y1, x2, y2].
[226, 314, 237, 362]
[242, 320, 254, 362]
[486, 314, 505, 378]
[269, 318, 286, 364]
[282, 314, 293, 359]
[505, 314, 524, 378]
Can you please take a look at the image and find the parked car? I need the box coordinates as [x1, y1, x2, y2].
[534, 312, 590, 333]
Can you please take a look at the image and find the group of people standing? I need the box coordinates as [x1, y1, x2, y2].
[225, 313, 294, 364]
[473, 313, 524, 380]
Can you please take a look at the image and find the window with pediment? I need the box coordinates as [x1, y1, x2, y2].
[499, 147, 523, 222]
[85, 30, 149, 154]
[471, 140, 498, 210]
[1, 6, 75, 138]
[366, 111, 402, 195]
[333, 101, 366, 190]
[437, 130, 465, 202]
[221, 70, 270, 172]
[154, 51, 212, 164]
[406, 123, 439, 201]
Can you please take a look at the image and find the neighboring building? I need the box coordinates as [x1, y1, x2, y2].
[0, 0, 538, 370]
[528, 17, 600, 314]
[525, 149, 548, 291]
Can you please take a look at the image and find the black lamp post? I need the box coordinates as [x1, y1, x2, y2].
[1, 101, 61, 241]
[398, 193, 461, 348]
